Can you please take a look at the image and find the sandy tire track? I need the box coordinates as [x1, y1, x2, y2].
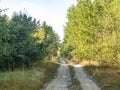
[45, 58, 71, 90]
[74, 64, 101, 90]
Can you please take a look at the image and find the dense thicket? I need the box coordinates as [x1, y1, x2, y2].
[62, 0, 120, 67]
[0, 11, 59, 70]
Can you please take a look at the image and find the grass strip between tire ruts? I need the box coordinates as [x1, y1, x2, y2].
[68, 65, 82, 90]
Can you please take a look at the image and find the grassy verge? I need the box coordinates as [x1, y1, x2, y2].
[80, 60, 120, 90]
[39, 61, 60, 89]
[68, 65, 82, 90]
[0, 57, 60, 90]
[0, 70, 44, 90]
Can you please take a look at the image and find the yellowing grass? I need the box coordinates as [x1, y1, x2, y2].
[0, 57, 59, 90]
[80, 60, 99, 66]
[77, 60, 120, 90]
[0, 70, 44, 90]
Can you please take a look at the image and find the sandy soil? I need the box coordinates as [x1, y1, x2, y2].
[74, 64, 101, 90]
[45, 58, 71, 90]
[45, 58, 101, 90]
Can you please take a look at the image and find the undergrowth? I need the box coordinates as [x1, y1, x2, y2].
[0, 57, 60, 90]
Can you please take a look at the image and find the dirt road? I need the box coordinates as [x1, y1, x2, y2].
[74, 64, 101, 90]
[45, 58, 71, 90]
[45, 58, 101, 90]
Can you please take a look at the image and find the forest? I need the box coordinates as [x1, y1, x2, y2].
[0, 10, 59, 71]
[61, 0, 120, 89]
[62, 0, 120, 67]
[0, 8, 60, 89]
[0, 0, 120, 90]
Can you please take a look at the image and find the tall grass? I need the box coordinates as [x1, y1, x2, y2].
[0, 57, 59, 90]
[0, 70, 44, 90]
[80, 60, 120, 90]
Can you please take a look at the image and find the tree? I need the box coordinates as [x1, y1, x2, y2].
[0, 10, 59, 70]
[0, 14, 11, 70]
[8, 11, 40, 68]
[40, 22, 59, 59]
[62, 0, 120, 67]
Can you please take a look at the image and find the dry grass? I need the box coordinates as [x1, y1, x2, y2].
[0, 57, 59, 90]
[78, 60, 120, 90]
[79, 60, 99, 66]
[0, 70, 44, 90]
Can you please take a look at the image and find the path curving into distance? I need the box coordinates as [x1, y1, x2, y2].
[45, 58, 101, 90]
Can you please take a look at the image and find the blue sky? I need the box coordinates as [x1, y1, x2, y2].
[0, 0, 77, 40]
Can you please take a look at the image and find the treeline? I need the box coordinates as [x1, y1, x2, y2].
[0, 11, 59, 70]
[62, 0, 120, 67]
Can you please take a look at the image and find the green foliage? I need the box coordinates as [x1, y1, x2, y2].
[0, 11, 59, 70]
[8, 12, 40, 68]
[0, 14, 11, 70]
[62, 0, 120, 67]
[40, 21, 59, 57]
